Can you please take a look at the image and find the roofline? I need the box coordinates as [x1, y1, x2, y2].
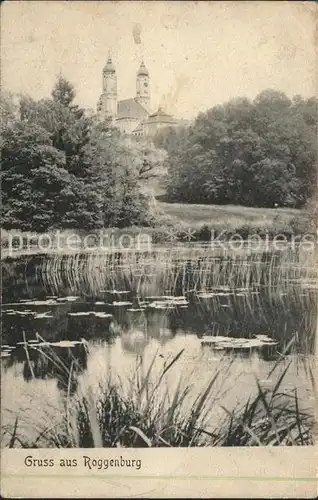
[148, 113, 172, 118]
[118, 97, 147, 107]
[116, 116, 141, 121]
[143, 119, 178, 125]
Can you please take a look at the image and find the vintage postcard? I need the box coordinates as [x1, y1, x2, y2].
[1, 0, 317, 498]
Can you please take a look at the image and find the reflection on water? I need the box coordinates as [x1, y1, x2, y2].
[1, 246, 317, 424]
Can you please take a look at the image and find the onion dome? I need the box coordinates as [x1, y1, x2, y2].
[103, 56, 115, 73]
[137, 60, 149, 77]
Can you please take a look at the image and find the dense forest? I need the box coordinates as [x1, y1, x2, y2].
[155, 90, 317, 208]
[1, 77, 165, 232]
[1, 82, 317, 233]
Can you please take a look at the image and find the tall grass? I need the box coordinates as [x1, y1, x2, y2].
[1, 341, 315, 448]
[2, 244, 316, 361]
[39, 243, 317, 299]
[4, 243, 314, 354]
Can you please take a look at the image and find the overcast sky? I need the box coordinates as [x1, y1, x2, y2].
[1, 1, 316, 119]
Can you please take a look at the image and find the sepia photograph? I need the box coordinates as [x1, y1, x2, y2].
[1, 0, 317, 465]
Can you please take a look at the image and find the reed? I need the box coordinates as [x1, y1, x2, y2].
[15, 244, 312, 355]
[1, 343, 315, 448]
[2, 241, 316, 448]
[40, 243, 317, 292]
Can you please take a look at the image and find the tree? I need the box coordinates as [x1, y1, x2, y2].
[122, 138, 167, 181]
[19, 81, 91, 177]
[1, 122, 69, 230]
[82, 128, 154, 228]
[153, 125, 188, 155]
[0, 91, 19, 129]
[165, 90, 317, 208]
[51, 75, 76, 107]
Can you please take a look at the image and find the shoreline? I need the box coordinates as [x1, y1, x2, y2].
[2, 238, 316, 260]
[1, 201, 315, 259]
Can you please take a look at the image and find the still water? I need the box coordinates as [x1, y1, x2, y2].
[1, 245, 317, 443]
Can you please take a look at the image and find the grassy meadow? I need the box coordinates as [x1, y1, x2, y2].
[1, 199, 313, 258]
[159, 201, 305, 231]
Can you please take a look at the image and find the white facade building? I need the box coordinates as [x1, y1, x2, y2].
[97, 55, 184, 136]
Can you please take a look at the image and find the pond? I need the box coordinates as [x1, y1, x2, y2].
[1, 243, 317, 447]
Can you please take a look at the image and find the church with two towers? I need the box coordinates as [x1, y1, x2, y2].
[97, 55, 182, 137]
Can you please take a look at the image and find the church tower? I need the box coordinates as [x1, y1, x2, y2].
[97, 54, 117, 120]
[136, 60, 150, 111]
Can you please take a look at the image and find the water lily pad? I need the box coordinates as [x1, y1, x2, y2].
[34, 311, 53, 319]
[201, 334, 277, 350]
[145, 296, 188, 307]
[197, 292, 232, 298]
[1, 352, 11, 358]
[68, 312, 91, 316]
[127, 308, 144, 312]
[218, 340, 259, 349]
[56, 296, 80, 302]
[34, 342, 51, 347]
[95, 301, 106, 305]
[146, 296, 176, 300]
[254, 335, 277, 344]
[23, 300, 58, 306]
[49, 340, 83, 348]
[6, 310, 36, 316]
[92, 312, 113, 318]
[201, 336, 231, 344]
[147, 302, 174, 310]
[112, 301, 133, 306]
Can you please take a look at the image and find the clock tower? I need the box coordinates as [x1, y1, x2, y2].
[136, 60, 150, 111]
[97, 54, 117, 121]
